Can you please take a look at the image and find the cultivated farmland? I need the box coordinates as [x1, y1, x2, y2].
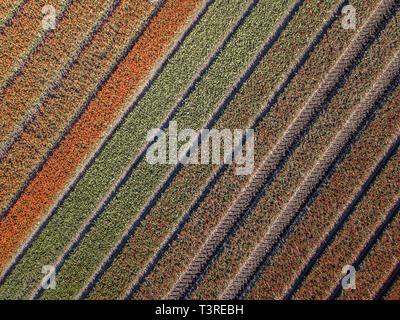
[0, 0, 399, 302]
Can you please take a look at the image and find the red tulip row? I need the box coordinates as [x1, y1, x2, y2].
[84, 0, 340, 300]
[40, 0, 299, 300]
[131, 0, 381, 300]
[0, 0, 113, 152]
[0, 0, 152, 215]
[295, 134, 400, 299]
[0, 0, 200, 272]
[0, 0, 21, 23]
[0, 0, 256, 300]
[190, 9, 399, 299]
[384, 274, 400, 300]
[246, 70, 400, 299]
[338, 193, 400, 300]
[0, 0, 67, 85]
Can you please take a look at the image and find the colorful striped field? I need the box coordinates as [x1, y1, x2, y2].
[0, 0, 399, 300]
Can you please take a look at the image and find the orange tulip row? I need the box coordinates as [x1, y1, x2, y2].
[0, 0, 201, 271]
[0, 0, 64, 83]
[338, 193, 400, 300]
[0, 0, 115, 152]
[384, 270, 400, 300]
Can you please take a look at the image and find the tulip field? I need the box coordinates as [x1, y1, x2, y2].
[0, 0, 399, 300]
